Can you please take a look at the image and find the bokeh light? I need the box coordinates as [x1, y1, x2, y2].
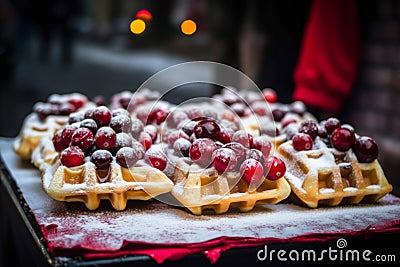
[136, 9, 152, 22]
[130, 19, 146, 34]
[180, 19, 197, 35]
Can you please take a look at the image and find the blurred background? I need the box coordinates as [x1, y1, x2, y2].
[0, 0, 399, 194]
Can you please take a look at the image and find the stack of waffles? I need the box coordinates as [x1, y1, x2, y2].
[14, 88, 393, 214]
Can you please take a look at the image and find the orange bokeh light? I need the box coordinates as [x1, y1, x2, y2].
[180, 19, 197, 35]
[136, 9, 152, 22]
[130, 19, 146, 34]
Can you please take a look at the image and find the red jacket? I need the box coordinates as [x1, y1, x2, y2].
[293, 0, 360, 114]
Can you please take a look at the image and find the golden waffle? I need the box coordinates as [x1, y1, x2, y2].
[169, 156, 291, 215]
[41, 160, 174, 211]
[13, 113, 68, 160]
[278, 139, 393, 208]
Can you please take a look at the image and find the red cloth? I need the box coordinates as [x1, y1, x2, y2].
[293, 0, 360, 114]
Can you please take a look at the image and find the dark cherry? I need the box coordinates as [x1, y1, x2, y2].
[232, 130, 253, 148]
[80, 119, 98, 134]
[298, 120, 319, 140]
[71, 127, 94, 151]
[264, 156, 286, 180]
[212, 148, 237, 172]
[247, 149, 265, 164]
[290, 101, 306, 115]
[230, 103, 246, 117]
[272, 109, 286, 122]
[173, 138, 192, 157]
[181, 120, 197, 136]
[84, 108, 94, 119]
[318, 126, 328, 138]
[92, 106, 112, 127]
[292, 133, 313, 151]
[189, 138, 217, 166]
[61, 125, 78, 144]
[112, 108, 130, 117]
[90, 149, 113, 169]
[240, 159, 264, 184]
[52, 129, 68, 152]
[68, 112, 85, 124]
[222, 142, 248, 166]
[193, 119, 221, 140]
[92, 95, 106, 106]
[110, 114, 132, 133]
[330, 127, 355, 152]
[353, 136, 379, 163]
[186, 108, 203, 120]
[60, 146, 84, 167]
[112, 132, 133, 154]
[167, 130, 190, 148]
[324, 117, 341, 134]
[217, 128, 233, 144]
[95, 126, 116, 150]
[116, 147, 139, 168]
[145, 149, 167, 171]
[252, 136, 272, 159]
[59, 103, 76, 115]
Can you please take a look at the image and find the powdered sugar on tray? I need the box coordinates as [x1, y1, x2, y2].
[2, 139, 400, 252]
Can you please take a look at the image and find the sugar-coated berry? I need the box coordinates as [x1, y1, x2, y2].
[139, 132, 153, 150]
[262, 88, 277, 103]
[272, 109, 286, 122]
[212, 148, 237, 172]
[95, 126, 116, 150]
[298, 120, 319, 140]
[145, 149, 167, 171]
[71, 127, 94, 151]
[61, 125, 78, 144]
[112, 132, 133, 154]
[217, 128, 233, 144]
[232, 130, 253, 148]
[222, 142, 248, 166]
[252, 136, 272, 158]
[110, 114, 132, 133]
[173, 138, 192, 157]
[91, 149, 113, 169]
[264, 156, 286, 180]
[112, 108, 130, 117]
[324, 117, 341, 134]
[189, 138, 217, 166]
[68, 112, 85, 124]
[292, 133, 313, 151]
[240, 159, 264, 184]
[116, 147, 139, 168]
[80, 119, 98, 134]
[130, 118, 144, 139]
[330, 127, 355, 152]
[92, 106, 112, 126]
[247, 149, 265, 164]
[144, 124, 158, 142]
[60, 146, 84, 167]
[353, 136, 379, 163]
[52, 129, 68, 152]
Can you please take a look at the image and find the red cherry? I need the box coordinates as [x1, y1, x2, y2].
[144, 124, 158, 142]
[193, 119, 221, 140]
[60, 146, 84, 167]
[112, 108, 130, 117]
[52, 129, 68, 152]
[92, 106, 112, 126]
[145, 149, 167, 171]
[247, 149, 265, 164]
[212, 148, 237, 172]
[173, 138, 192, 157]
[240, 159, 264, 184]
[71, 127, 94, 151]
[110, 114, 132, 133]
[68, 112, 85, 124]
[139, 132, 153, 150]
[262, 88, 277, 103]
[80, 119, 98, 134]
[59, 103, 76, 115]
[90, 149, 113, 169]
[222, 142, 248, 166]
[292, 133, 313, 151]
[166, 110, 188, 128]
[217, 128, 233, 144]
[151, 108, 169, 125]
[324, 117, 341, 134]
[232, 130, 253, 148]
[252, 136, 272, 159]
[61, 125, 78, 144]
[264, 156, 286, 180]
[353, 136, 379, 163]
[189, 138, 217, 166]
[95, 127, 116, 150]
[67, 94, 87, 110]
[330, 127, 355, 152]
[167, 130, 190, 148]
[92, 95, 106, 106]
[112, 132, 133, 154]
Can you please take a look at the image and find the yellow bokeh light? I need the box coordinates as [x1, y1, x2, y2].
[130, 19, 146, 34]
[181, 19, 197, 35]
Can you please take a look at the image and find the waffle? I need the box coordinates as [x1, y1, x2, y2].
[278, 139, 393, 208]
[40, 157, 174, 211]
[13, 113, 68, 160]
[169, 156, 291, 215]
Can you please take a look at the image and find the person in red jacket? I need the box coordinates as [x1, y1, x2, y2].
[292, 0, 360, 117]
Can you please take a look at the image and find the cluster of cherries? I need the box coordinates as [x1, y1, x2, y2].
[166, 110, 286, 184]
[34, 93, 88, 121]
[288, 118, 379, 163]
[52, 105, 169, 178]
